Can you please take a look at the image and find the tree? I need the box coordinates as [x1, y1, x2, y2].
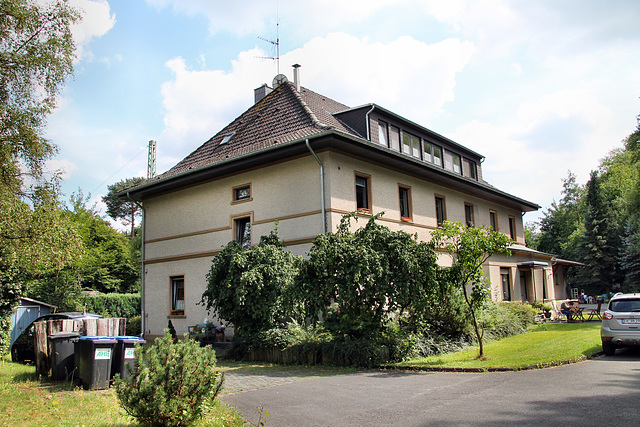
[103, 177, 146, 237]
[27, 192, 140, 309]
[431, 221, 512, 358]
[576, 171, 620, 294]
[297, 213, 439, 339]
[536, 171, 584, 260]
[202, 230, 302, 338]
[0, 0, 81, 352]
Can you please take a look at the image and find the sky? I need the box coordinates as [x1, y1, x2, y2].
[45, 0, 640, 230]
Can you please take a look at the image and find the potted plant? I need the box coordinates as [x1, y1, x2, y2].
[215, 325, 225, 342]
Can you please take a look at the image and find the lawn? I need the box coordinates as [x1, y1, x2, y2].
[0, 323, 603, 425]
[0, 358, 247, 426]
[391, 322, 603, 371]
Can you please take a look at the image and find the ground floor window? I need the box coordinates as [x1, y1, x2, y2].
[171, 276, 184, 315]
[500, 268, 511, 301]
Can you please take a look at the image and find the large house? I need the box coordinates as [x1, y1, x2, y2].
[125, 66, 576, 340]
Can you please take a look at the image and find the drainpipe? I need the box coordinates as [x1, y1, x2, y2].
[305, 139, 326, 234]
[365, 104, 376, 141]
[127, 192, 145, 338]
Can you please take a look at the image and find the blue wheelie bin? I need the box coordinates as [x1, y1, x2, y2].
[111, 336, 145, 380]
[75, 336, 117, 389]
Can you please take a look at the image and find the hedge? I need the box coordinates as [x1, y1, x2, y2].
[81, 293, 141, 318]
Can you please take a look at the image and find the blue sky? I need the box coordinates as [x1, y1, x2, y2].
[46, 0, 640, 230]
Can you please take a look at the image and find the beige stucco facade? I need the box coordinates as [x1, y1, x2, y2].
[141, 149, 564, 339]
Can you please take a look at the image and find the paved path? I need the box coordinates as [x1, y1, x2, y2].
[220, 349, 640, 426]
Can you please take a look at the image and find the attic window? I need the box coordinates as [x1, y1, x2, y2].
[220, 132, 235, 145]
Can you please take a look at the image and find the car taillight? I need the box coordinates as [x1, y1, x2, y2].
[603, 312, 613, 320]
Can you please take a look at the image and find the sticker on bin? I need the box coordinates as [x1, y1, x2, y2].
[125, 348, 135, 359]
[95, 348, 111, 360]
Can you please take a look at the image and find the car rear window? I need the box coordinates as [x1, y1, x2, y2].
[610, 299, 640, 312]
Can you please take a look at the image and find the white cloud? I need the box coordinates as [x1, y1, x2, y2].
[450, 89, 617, 221]
[158, 33, 475, 164]
[45, 158, 78, 181]
[69, 0, 116, 61]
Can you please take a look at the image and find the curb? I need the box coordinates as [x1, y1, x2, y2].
[378, 351, 604, 373]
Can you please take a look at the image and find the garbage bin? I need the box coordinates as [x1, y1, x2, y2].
[111, 336, 145, 380]
[75, 336, 117, 390]
[48, 332, 80, 381]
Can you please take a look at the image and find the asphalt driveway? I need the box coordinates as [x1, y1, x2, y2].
[221, 349, 640, 426]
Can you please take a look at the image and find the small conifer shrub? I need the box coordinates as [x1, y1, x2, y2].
[114, 331, 224, 426]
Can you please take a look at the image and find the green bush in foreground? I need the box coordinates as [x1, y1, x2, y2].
[114, 331, 224, 426]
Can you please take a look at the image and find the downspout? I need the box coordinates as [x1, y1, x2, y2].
[305, 139, 326, 234]
[127, 192, 145, 338]
[365, 104, 376, 141]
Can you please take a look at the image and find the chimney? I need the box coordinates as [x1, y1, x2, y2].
[254, 83, 272, 103]
[292, 64, 301, 91]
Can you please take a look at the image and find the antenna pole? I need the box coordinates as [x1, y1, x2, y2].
[147, 140, 156, 179]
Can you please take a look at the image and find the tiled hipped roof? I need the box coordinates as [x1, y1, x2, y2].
[157, 82, 355, 180]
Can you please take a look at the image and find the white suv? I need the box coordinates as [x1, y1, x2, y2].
[601, 293, 640, 356]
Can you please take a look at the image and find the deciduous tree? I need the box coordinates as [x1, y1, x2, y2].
[431, 221, 512, 358]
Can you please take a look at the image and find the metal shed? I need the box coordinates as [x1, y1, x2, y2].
[9, 297, 57, 347]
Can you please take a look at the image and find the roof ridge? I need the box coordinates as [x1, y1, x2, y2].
[286, 82, 332, 130]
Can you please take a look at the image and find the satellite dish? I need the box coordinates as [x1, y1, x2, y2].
[272, 74, 288, 88]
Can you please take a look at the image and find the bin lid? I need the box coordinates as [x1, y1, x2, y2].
[48, 332, 80, 339]
[114, 336, 145, 342]
[78, 336, 117, 343]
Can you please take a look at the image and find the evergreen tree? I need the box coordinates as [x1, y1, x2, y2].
[577, 171, 619, 294]
[102, 176, 146, 237]
[620, 220, 640, 292]
[536, 171, 584, 260]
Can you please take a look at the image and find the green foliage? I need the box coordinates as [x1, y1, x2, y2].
[479, 302, 537, 339]
[81, 293, 141, 318]
[0, 0, 81, 317]
[126, 315, 142, 336]
[114, 331, 224, 427]
[575, 171, 620, 293]
[202, 230, 302, 337]
[431, 221, 512, 357]
[0, 314, 11, 357]
[25, 193, 140, 310]
[536, 171, 585, 260]
[102, 176, 146, 237]
[297, 213, 438, 339]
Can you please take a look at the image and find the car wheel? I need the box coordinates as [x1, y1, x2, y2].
[602, 342, 616, 356]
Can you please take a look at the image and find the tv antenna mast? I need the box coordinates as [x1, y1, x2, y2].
[257, 16, 280, 74]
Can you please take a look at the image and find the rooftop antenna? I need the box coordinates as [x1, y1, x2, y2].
[257, 4, 280, 75]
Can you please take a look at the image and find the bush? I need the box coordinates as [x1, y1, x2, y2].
[480, 301, 537, 339]
[114, 331, 224, 427]
[81, 293, 141, 318]
[126, 315, 141, 336]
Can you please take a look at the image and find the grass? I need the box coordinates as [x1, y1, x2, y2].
[391, 322, 603, 370]
[0, 358, 247, 426]
[0, 323, 603, 425]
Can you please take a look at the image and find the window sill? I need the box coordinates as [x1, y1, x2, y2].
[231, 198, 252, 205]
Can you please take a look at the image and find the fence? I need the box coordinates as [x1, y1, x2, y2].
[34, 318, 126, 376]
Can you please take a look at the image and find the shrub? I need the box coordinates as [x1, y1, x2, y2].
[126, 315, 141, 336]
[480, 301, 537, 339]
[114, 331, 224, 427]
[202, 231, 302, 338]
[81, 293, 141, 318]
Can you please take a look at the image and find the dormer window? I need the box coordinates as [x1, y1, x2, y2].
[221, 132, 235, 145]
